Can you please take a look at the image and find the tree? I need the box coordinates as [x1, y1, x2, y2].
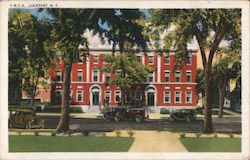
[150, 9, 241, 133]
[213, 48, 241, 117]
[9, 10, 54, 106]
[102, 52, 151, 106]
[45, 9, 149, 133]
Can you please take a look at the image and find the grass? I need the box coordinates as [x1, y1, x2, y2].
[9, 135, 134, 152]
[180, 137, 241, 152]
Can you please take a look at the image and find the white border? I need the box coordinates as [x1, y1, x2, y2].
[0, 1, 249, 160]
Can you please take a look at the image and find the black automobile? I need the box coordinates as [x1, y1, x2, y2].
[102, 107, 126, 120]
[169, 109, 196, 122]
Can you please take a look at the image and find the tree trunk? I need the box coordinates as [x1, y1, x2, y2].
[55, 62, 72, 133]
[203, 63, 214, 133]
[218, 82, 226, 118]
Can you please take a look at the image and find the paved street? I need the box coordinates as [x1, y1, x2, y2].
[44, 117, 241, 133]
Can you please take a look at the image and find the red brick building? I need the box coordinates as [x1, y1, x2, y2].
[50, 48, 198, 112]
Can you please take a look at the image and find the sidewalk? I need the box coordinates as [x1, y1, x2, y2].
[104, 130, 187, 152]
[128, 131, 187, 152]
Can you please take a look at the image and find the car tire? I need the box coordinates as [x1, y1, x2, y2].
[186, 116, 192, 122]
[169, 115, 174, 122]
[103, 114, 108, 120]
[26, 124, 31, 129]
[135, 115, 143, 123]
[114, 115, 121, 122]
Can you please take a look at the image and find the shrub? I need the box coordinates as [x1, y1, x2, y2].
[180, 133, 186, 138]
[127, 131, 135, 137]
[40, 106, 83, 113]
[195, 107, 204, 114]
[160, 108, 170, 114]
[115, 130, 121, 137]
[196, 133, 201, 138]
[214, 133, 218, 138]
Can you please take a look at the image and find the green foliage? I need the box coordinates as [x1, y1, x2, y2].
[101, 53, 151, 102]
[9, 10, 55, 106]
[9, 136, 134, 152]
[180, 137, 241, 152]
[160, 108, 170, 114]
[40, 106, 83, 113]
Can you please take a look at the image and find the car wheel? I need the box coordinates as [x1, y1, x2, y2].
[169, 115, 174, 122]
[186, 116, 192, 122]
[135, 115, 143, 123]
[114, 115, 121, 122]
[26, 124, 31, 129]
[103, 114, 108, 120]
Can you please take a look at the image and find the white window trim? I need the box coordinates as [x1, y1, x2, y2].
[148, 72, 155, 83]
[77, 70, 83, 82]
[105, 90, 111, 103]
[185, 91, 192, 104]
[56, 70, 62, 82]
[175, 70, 181, 83]
[175, 91, 182, 104]
[105, 73, 111, 82]
[164, 70, 170, 82]
[114, 90, 121, 103]
[149, 56, 154, 64]
[92, 69, 99, 82]
[186, 71, 192, 82]
[125, 91, 131, 103]
[76, 90, 84, 102]
[164, 91, 171, 103]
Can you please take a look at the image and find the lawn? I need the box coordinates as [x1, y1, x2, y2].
[9, 135, 134, 152]
[180, 137, 241, 152]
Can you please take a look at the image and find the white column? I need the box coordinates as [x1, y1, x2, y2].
[157, 55, 161, 83]
[86, 57, 90, 82]
[142, 54, 145, 65]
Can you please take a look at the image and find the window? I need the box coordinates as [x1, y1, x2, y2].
[56, 70, 62, 81]
[175, 92, 181, 103]
[94, 55, 99, 64]
[187, 53, 191, 65]
[148, 72, 154, 82]
[125, 91, 131, 103]
[186, 71, 191, 82]
[136, 91, 142, 100]
[165, 55, 170, 65]
[175, 71, 181, 82]
[186, 92, 192, 103]
[55, 90, 62, 101]
[105, 91, 111, 103]
[77, 70, 83, 82]
[115, 70, 121, 78]
[105, 73, 111, 83]
[164, 70, 170, 82]
[77, 90, 83, 102]
[149, 56, 154, 64]
[115, 91, 121, 103]
[92, 69, 99, 82]
[164, 91, 171, 103]
[136, 55, 141, 62]
[69, 91, 73, 102]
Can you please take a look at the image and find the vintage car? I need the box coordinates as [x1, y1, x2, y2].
[102, 107, 126, 120]
[113, 107, 149, 123]
[169, 109, 196, 122]
[8, 108, 45, 129]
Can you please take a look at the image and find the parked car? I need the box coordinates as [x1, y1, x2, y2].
[114, 107, 149, 123]
[169, 109, 196, 122]
[8, 108, 45, 129]
[102, 107, 126, 120]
